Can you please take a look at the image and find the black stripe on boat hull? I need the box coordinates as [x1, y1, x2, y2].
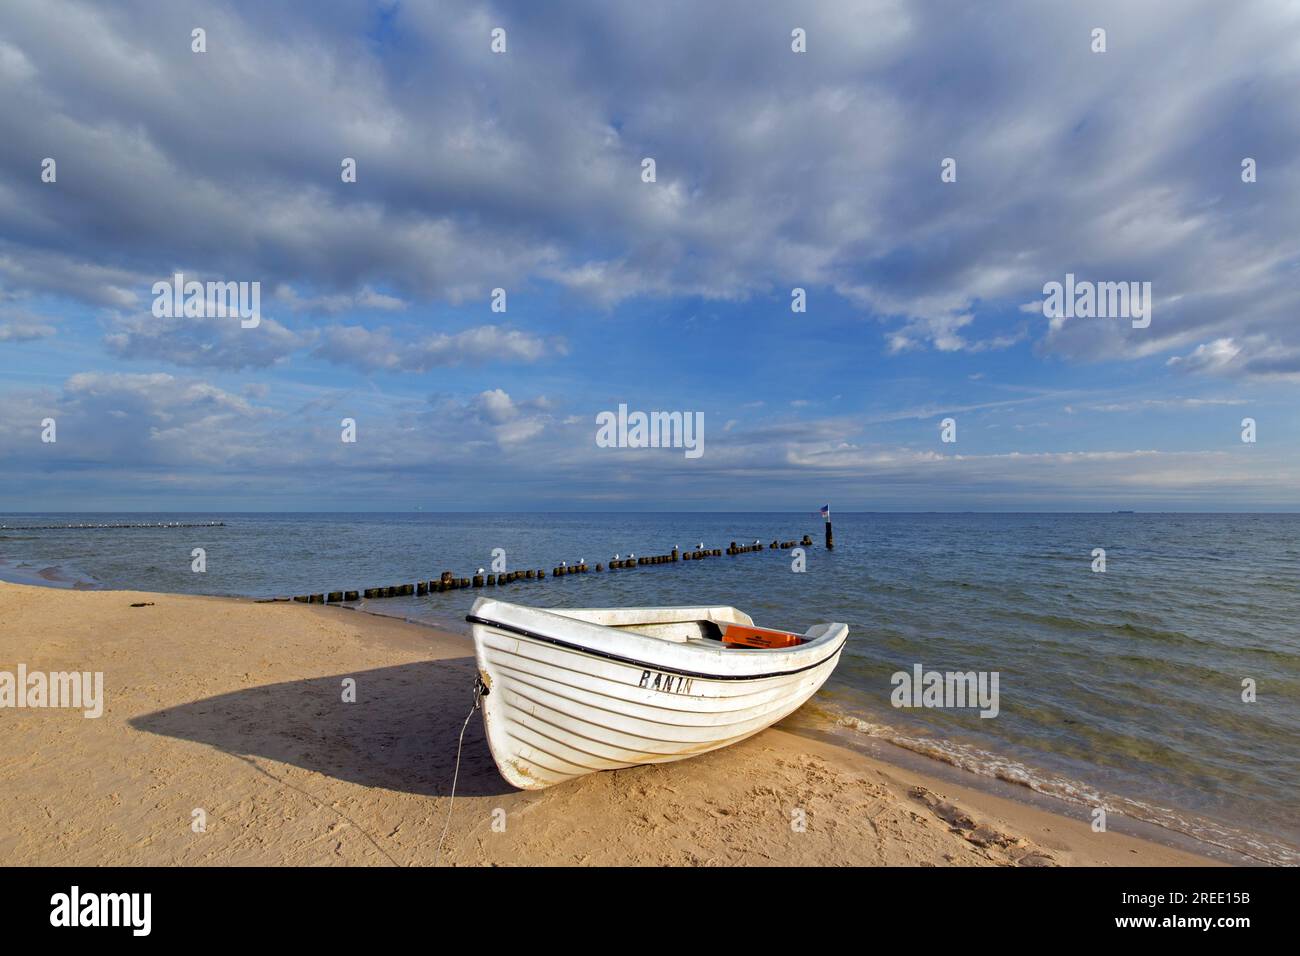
[466, 614, 846, 682]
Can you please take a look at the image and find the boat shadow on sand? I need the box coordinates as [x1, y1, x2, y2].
[129, 656, 515, 797]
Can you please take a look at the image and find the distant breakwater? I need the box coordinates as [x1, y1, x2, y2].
[265, 534, 814, 605]
[0, 522, 227, 531]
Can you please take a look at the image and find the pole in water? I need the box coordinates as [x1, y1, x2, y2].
[819, 503, 835, 549]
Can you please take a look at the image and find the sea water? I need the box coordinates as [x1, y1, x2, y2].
[3, 511, 1296, 864]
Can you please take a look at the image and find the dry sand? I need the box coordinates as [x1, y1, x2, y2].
[0, 582, 1218, 866]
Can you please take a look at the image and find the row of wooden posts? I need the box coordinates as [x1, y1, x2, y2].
[278, 533, 816, 604]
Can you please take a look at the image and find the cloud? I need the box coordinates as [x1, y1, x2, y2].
[276, 285, 407, 314]
[3, 1, 1300, 509]
[0, 371, 273, 478]
[1, 366, 1294, 507]
[103, 311, 304, 369]
[0, 0, 1292, 378]
[459, 388, 553, 445]
[0, 250, 141, 309]
[312, 324, 562, 373]
[0, 40, 36, 81]
[0, 309, 56, 341]
[1167, 336, 1300, 381]
[1165, 338, 1246, 376]
[62, 371, 260, 416]
[471, 388, 519, 425]
[1080, 396, 1249, 413]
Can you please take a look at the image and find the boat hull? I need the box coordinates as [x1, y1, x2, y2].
[469, 599, 847, 790]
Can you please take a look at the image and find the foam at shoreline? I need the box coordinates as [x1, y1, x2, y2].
[0, 559, 100, 590]
[821, 706, 1298, 866]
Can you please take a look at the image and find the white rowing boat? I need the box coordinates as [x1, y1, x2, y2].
[467, 598, 848, 790]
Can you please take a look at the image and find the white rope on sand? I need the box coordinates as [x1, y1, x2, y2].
[434, 677, 484, 866]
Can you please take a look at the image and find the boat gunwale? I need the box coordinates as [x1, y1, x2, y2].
[467, 612, 847, 681]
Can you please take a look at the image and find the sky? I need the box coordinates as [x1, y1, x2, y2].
[1, 0, 1299, 511]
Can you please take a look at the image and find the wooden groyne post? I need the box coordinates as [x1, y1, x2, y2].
[291, 526, 819, 604]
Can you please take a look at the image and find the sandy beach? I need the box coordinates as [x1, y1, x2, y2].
[0, 581, 1218, 866]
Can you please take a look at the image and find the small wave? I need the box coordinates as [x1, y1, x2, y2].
[1003, 610, 1103, 633]
[829, 711, 1299, 867]
[1113, 620, 1198, 643]
[0, 559, 101, 590]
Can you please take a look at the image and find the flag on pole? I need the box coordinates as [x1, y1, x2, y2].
[819, 504, 830, 520]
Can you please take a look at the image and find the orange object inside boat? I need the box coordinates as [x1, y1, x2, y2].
[722, 625, 804, 648]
